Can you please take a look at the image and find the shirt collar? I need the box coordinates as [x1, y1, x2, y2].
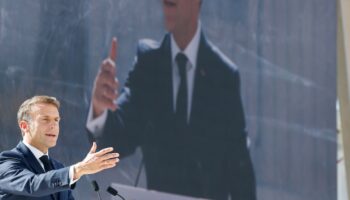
[22, 140, 48, 160]
[171, 21, 201, 68]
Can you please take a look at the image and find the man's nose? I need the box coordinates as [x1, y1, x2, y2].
[49, 121, 58, 127]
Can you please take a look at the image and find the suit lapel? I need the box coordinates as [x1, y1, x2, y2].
[157, 34, 174, 117]
[17, 142, 60, 200]
[190, 32, 211, 125]
[16, 142, 45, 174]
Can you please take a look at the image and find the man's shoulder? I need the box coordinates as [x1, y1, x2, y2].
[132, 36, 170, 72]
[0, 147, 25, 171]
[137, 38, 161, 53]
[204, 39, 239, 74]
[136, 34, 170, 57]
[0, 146, 23, 160]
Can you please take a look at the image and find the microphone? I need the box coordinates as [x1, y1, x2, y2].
[107, 186, 126, 200]
[91, 180, 103, 200]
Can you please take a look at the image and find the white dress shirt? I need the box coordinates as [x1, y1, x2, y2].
[87, 22, 202, 135]
[170, 22, 201, 122]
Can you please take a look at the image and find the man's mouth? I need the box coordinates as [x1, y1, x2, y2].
[164, 0, 177, 7]
[45, 134, 56, 138]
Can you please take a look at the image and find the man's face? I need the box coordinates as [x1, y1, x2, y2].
[162, 0, 200, 33]
[22, 103, 60, 153]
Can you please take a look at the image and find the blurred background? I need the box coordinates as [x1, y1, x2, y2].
[0, 0, 336, 199]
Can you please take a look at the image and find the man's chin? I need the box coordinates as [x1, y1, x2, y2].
[165, 26, 174, 33]
[164, 20, 175, 33]
[47, 142, 57, 148]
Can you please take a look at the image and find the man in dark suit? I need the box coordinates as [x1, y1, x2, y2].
[87, 0, 256, 199]
[0, 95, 120, 200]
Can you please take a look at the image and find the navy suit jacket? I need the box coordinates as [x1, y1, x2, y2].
[0, 142, 74, 200]
[91, 32, 256, 200]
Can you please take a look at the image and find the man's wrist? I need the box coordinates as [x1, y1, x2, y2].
[73, 163, 84, 180]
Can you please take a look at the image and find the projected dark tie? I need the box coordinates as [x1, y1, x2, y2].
[175, 53, 188, 128]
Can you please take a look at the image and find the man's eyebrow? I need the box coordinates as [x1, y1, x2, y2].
[39, 115, 60, 118]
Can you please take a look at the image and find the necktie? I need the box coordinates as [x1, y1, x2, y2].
[39, 155, 53, 172]
[40, 155, 58, 200]
[175, 53, 188, 126]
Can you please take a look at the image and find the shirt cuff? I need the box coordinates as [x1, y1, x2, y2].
[86, 103, 108, 138]
[69, 166, 79, 185]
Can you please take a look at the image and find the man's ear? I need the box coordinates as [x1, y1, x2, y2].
[19, 120, 30, 136]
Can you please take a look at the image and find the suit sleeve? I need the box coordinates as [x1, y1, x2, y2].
[226, 70, 256, 200]
[68, 190, 75, 200]
[0, 153, 71, 197]
[88, 42, 156, 158]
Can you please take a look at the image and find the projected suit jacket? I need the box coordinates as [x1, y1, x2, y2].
[90, 32, 256, 200]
